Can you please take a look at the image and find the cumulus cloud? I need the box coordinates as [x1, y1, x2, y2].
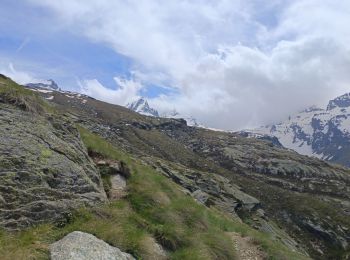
[79, 76, 143, 105]
[27, 0, 350, 129]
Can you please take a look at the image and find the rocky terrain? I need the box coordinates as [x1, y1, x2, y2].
[0, 78, 106, 229]
[0, 75, 349, 259]
[243, 92, 350, 168]
[24, 80, 350, 259]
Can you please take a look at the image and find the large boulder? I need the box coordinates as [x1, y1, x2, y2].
[0, 104, 106, 229]
[50, 231, 135, 260]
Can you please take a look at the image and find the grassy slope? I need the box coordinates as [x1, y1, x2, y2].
[0, 75, 54, 114]
[0, 126, 309, 260]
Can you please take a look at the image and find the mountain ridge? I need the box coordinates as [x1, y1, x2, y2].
[242, 91, 350, 167]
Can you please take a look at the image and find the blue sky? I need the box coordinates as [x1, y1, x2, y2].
[0, 0, 135, 91]
[1, 1, 350, 129]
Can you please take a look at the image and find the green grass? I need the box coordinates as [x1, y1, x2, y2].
[0, 75, 54, 114]
[77, 125, 132, 164]
[78, 127, 310, 260]
[0, 126, 310, 260]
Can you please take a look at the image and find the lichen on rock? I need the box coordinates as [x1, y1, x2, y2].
[0, 104, 106, 229]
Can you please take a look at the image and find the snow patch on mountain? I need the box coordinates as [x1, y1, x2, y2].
[244, 93, 350, 166]
[25, 80, 92, 105]
[126, 97, 159, 117]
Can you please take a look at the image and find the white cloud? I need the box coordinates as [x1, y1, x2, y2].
[27, 0, 350, 129]
[79, 76, 143, 105]
[0, 63, 37, 84]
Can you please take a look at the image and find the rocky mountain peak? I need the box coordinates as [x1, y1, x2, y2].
[327, 92, 350, 110]
[126, 97, 204, 127]
[26, 79, 61, 91]
[127, 97, 159, 117]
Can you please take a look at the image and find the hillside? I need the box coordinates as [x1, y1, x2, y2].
[0, 75, 349, 259]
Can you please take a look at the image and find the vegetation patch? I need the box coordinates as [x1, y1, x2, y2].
[40, 149, 53, 159]
[0, 126, 310, 259]
[0, 75, 53, 114]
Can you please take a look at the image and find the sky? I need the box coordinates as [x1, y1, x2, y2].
[1, 0, 350, 130]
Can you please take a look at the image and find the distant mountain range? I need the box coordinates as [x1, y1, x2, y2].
[126, 97, 204, 127]
[5, 74, 349, 259]
[24, 80, 350, 168]
[242, 92, 350, 167]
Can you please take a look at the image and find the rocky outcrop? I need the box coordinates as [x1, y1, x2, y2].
[94, 159, 131, 200]
[148, 159, 305, 253]
[50, 231, 135, 260]
[151, 159, 260, 218]
[0, 103, 106, 229]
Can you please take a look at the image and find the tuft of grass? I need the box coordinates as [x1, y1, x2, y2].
[77, 125, 131, 164]
[0, 75, 53, 114]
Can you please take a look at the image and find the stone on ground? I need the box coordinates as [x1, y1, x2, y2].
[50, 231, 135, 260]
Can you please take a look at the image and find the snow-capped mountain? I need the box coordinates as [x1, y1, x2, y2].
[126, 97, 159, 117]
[243, 93, 350, 167]
[160, 109, 205, 127]
[26, 79, 61, 91]
[126, 97, 204, 127]
[24, 79, 91, 104]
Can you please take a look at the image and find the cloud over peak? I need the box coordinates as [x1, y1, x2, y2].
[13, 1, 350, 129]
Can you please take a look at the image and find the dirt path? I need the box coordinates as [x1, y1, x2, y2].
[228, 232, 266, 260]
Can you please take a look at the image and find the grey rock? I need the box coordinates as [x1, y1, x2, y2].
[0, 104, 106, 229]
[302, 219, 348, 250]
[192, 189, 210, 205]
[50, 231, 135, 260]
[109, 174, 127, 200]
[152, 160, 259, 218]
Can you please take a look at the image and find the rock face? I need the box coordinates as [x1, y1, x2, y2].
[152, 160, 260, 218]
[0, 103, 106, 229]
[109, 174, 127, 200]
[50, 231, 135, 260]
